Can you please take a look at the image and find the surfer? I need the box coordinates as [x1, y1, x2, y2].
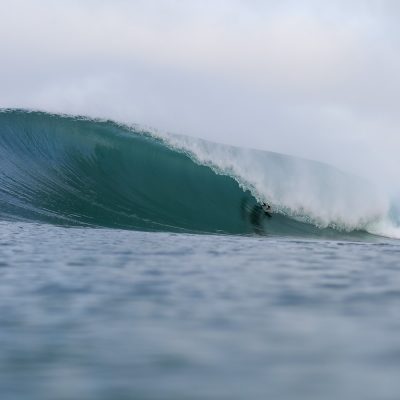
[261, 203, 272, 218]
[241, 197, 272, 234]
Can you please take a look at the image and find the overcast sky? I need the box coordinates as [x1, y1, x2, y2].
[0, 0, 399, 189]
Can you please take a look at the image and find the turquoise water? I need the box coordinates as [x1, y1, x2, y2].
[1, 109, 400, 399]
[1, 110, 397, 238]
[1, 222, 400, 400]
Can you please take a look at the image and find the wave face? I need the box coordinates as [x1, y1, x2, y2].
[0, 109, 398, 238]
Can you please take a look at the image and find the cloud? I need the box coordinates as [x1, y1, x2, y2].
[0, 0, 399, 188]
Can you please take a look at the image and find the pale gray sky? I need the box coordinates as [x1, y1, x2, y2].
[0, 0, 399, 189]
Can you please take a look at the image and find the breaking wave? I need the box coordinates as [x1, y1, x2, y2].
[0, 109, 398, 239]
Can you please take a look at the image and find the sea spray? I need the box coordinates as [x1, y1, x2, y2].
[0, 109, 397, 239]
[159, 132, 390, 232]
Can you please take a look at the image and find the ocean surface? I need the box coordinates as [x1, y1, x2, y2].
[1, 109, 400, 399]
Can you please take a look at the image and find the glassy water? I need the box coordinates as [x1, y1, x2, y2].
[1, 221, 400, 400]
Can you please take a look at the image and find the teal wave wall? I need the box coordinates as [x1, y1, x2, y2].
[0, 110, 380, 239]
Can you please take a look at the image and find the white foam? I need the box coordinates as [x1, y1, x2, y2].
[366, 220, 400, 240]
[159, 132, 394, 235]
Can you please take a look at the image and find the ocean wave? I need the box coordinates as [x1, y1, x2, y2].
[0, 109, 398, 239]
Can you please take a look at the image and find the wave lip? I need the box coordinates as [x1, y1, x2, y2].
[0, 109, 398, 239]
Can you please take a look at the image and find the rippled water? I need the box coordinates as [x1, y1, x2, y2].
[1, 222, 400, 400]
